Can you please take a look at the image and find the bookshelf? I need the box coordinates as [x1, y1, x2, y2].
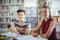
[47, 1, 60, 32]
[25, 7, 38, 28]
[38, 0, 46, 23]
[0, 0, 24, 32]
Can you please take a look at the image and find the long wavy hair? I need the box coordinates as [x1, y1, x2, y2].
[41, 6, 53, 20]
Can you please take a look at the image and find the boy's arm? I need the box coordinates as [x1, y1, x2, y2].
[25, 26, 29, 35]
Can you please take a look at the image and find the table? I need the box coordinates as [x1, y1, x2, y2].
[1, 32, 47, 40]
[16, 35, 47, 40]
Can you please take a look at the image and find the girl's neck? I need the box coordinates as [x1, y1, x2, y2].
[44, 17, 49, 22]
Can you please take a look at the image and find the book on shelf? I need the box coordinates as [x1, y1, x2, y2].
[14, 0, 23, 4]
[14, 0, 17, 4]
[0, 18, 1, 22]
[2, 0, 16, 4]
[0, 17, 10, 22]
[58, 10, 60, 16]
[2, 5, 9, 10]
[10, 0, 23, 4]
[0, 0, 23, 4]
[3, 12, 9, 16]
[11, 5, 20, 11]
[0, 12, 3, 16]
[10, 5, 15, 11]
[0, 5, 2, 10]
[7, 6, 10, 10]
[9, 12, 14, 16]
[17, 0, 20, 3]
[2, 5, 5, 10]
[2, 18, 8, 22]
[0, 0, 2, 4]
[16, 5, 21, 10]
[25, 17, 29, 23]
[9, 0, 17, 4]
[8, 0, 11, 4]
[10, 0, 14, 4]
[1, 24, 7, 28]
[0, 12, 9, 17]
[4, 0, 15, 4]
[0, 24, 1, 28]
[0, 14, 1, 17]
[2, 0, 7, 4]
[0, 23, 12, 28]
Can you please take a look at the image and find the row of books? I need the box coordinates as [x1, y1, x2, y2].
[0, 0, 23, 4]
[25, 7, 38, 28]
[0, 12, 18, 17]
[0, 17, 38, 28]
[26, 17, 38, 22]
[0, 12, 9, 17]
[0, 17, 19, 23]
[0, 5, 10, 10]
[0, 5, 21, 11]
[25, 7, 37, 14]
[0, 24, 9, 28]
[0, 17, 10, 22]
[10, 5, 21, 12]
[25, 14, 37, 17]
[0, 24, 7, 28]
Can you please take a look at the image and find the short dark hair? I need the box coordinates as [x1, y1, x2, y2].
[17, 9, 25, 13]
[7, 24, 11, 28]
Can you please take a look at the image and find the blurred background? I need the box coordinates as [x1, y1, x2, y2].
[0, 0, 60, 40]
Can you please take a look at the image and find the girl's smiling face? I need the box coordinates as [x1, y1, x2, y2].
[41, 8, 47, 17]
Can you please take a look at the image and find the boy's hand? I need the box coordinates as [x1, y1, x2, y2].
[25, 31, 28, 35]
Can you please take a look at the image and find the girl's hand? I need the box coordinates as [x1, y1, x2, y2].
[41, 33, 47, 38]
[32, 32, 38, 37]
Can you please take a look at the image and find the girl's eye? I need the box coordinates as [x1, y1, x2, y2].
[44, 11, 47, 13]
[41, 11, 47, 13]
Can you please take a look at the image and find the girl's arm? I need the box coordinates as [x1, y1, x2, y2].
[32, 20, 43, 37]
[33, 20, 43, 32]
[41, 21, 54, 38]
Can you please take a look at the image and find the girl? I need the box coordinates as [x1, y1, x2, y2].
[32, 6, 57, 40]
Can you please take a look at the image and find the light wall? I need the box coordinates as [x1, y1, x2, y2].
[24, 0, 38, 7]
[47, 0, 60, 16]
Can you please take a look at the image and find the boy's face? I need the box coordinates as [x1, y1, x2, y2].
[9, 26, 12, 29]
[17, 12, 24, 19]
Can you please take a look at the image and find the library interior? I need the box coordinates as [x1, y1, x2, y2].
[0, 0, 60, 40]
